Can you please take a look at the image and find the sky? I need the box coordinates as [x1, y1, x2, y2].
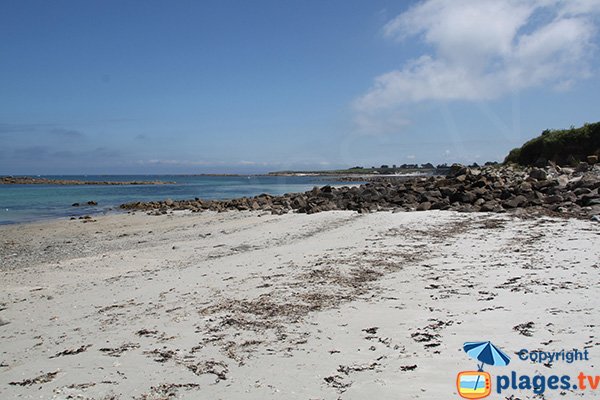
[1, 0, 600, 174]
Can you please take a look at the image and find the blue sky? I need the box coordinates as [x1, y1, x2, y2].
[1, 0, 599, 174]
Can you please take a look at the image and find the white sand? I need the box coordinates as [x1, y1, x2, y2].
[0, 210, 598, 399]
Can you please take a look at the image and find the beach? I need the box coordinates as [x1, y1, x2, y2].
[1, 210, 598, 399]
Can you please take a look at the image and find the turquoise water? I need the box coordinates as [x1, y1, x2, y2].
[0, 175, 357, 224]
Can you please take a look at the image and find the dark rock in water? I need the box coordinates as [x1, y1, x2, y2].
[87, 201, 98, 206]
[72, 203, 80, 207]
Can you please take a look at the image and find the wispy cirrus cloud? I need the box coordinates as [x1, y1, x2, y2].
[354, 0, 600, 134]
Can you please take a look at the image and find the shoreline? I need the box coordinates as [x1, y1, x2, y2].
[0, 210, 598, 399]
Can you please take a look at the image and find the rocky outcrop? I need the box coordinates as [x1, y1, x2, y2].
[120, 164, 600, 219]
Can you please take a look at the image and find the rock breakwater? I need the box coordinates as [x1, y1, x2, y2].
[120, 164, 600, 219]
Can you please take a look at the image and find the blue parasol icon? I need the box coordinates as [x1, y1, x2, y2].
[463, 341, 511, 391]
[464, 341, 511, 370]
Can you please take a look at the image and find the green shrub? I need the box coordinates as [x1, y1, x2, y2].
[504, 122, 600, 165]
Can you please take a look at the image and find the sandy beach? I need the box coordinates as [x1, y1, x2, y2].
[0, 210, 599, 399]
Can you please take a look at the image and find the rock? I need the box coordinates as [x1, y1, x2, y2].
[456, 191, 477, 204]
[448, 164, 468, 177]
[474, 198, 486, 207]
[592, 215, 600, 223]
[574, 187, 592, 196]
[585, 198, 600, 206]
[438, 187, 456, 197]
[533, 179, 557, 190]
[528, 168, 547, 180]
[544, 195, 564, 204]
[117, 164, 599, 218]
[71, 203, 80, 207]
[502, 195, 528, 209]
[588, 155, 598, 165]
[291, 196, 307, 209]
[517, 182, 533, 193]
[480, 201, 501, 212]
[87, 201, 98, 206]
[417, 202, 431, 211]
[576, 162, 590, 172]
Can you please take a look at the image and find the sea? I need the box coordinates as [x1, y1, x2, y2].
[0, 175, 361, 225]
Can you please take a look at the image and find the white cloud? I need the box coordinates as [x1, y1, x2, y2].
[354, 0, 600, 133]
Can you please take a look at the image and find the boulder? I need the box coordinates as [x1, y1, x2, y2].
[576, 162, 591, 172]
[117, 163, 599, 219]
[448, 164, 469, 178]
[544, 195, 564, 204]
[417, 201, 432, 211]
[528, 168, 547, 180]
[480, 201, 501, 212]
[502, 195, 528, 209]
